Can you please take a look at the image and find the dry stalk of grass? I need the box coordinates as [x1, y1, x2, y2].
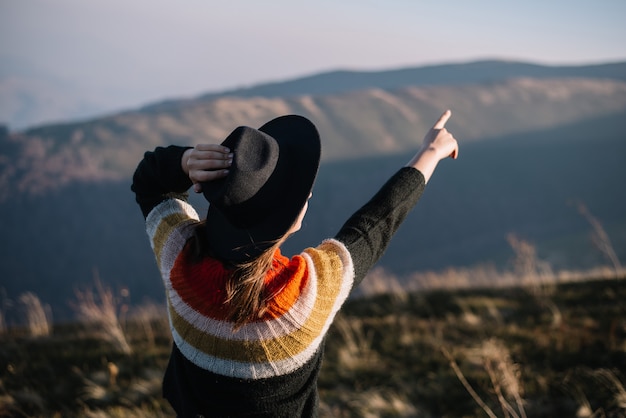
[18, 292, 51, 337]
[443, 339, 527, 418]
[507, 233, 539, 280]
[590, 369, 626, 411]
[350, 389, 419, 418]
[359, 267, 409, 303]
[80, 405, 173, 418]
[75, 360, 166, 417]
[573, 389, 597, 418]
[405, 262, 623, 297]
[3, 389, 46, 417]
[577, 201, 623, 274]
[564, 368, 626, 417]
[507, 233, 554, 287]
[441, 346, 498, 418]
[406, 264, 519, 292]
[478, 339, 526, 418]
[128, 301, 168, 348]
[468, 339, 527, 418]
[507, 233, 562, 328]
[71, 277, 132, 355]
[333, 315, 379, 371]
[562, 378, 603, 418]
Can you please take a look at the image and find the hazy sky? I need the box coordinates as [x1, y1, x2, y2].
[2, 0, 626, 112]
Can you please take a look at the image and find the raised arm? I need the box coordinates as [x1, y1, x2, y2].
[131, 144, 231, 219]
[335, 110, 459, 284]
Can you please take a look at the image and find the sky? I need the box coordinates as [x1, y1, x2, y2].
[1, 0, 626, 122]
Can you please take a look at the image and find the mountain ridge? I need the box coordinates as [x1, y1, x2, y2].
[3, 75, 626, 200]
[3, 59, 625, 132]
[143, 59, 626, 111]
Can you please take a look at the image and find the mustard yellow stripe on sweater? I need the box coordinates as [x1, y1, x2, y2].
[146, 199, 199, 271]
[152, 212, 193, 267]
[168, 245, 347, 364]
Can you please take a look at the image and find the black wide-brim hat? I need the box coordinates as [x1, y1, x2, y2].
[202, 115, 321, 262]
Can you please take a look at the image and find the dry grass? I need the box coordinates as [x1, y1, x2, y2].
[1, 275, 624, 417]
[507, 233, 562, 328]
[70, 277, 131, 355]
[590, 369, 626, 412]
[359, 267, 409, 303]
[126, 302, 169, 349]
[442, 346, 499, 418]
[18, 292, 51, 338]
[470, 339, 527, 418]
[333, 315, 380, 372]
[577, 201, 623, 274]
[320, 388, 420, 418]
[564, 368, 626, 418]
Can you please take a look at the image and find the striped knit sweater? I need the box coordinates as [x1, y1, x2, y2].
[132, 145, 426, 417]
[147, 197, 354, 380]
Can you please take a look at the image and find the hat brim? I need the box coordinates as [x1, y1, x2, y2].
[205, 115, 321, 261]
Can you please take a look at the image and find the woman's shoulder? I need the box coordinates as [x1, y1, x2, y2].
[301, 239, 355, 287]
[146, 198, 200, 231]
[146, 198, 201, 271]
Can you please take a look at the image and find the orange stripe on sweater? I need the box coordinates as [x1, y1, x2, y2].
[168, 246, 346, 364]
[169, 246, 307, 321]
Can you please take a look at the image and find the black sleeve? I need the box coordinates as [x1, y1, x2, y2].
[334, 167, 426, 285]
[131, 145, 193, 219]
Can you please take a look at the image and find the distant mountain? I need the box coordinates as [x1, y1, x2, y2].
[2, 75, 626, 200]
[145, 60, 626, 110]
[2, 59, 625, 133]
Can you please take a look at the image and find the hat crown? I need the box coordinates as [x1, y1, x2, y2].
[203, 126, 282, 228]
[202, 115, 321, 261]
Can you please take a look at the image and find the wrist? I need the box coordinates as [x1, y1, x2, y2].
[421, 144, 449, 161]
[406, 147, 439, 184]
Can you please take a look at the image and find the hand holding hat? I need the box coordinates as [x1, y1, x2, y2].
[182, 144, 233, 193]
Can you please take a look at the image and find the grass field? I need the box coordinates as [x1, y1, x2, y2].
[1, 275, 625, 417]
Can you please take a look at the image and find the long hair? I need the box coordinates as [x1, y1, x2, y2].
[189, 222, 285, 329]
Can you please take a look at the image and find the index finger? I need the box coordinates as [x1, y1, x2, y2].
[433, 110, 452, 130]
[195, 143, 231, 154]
